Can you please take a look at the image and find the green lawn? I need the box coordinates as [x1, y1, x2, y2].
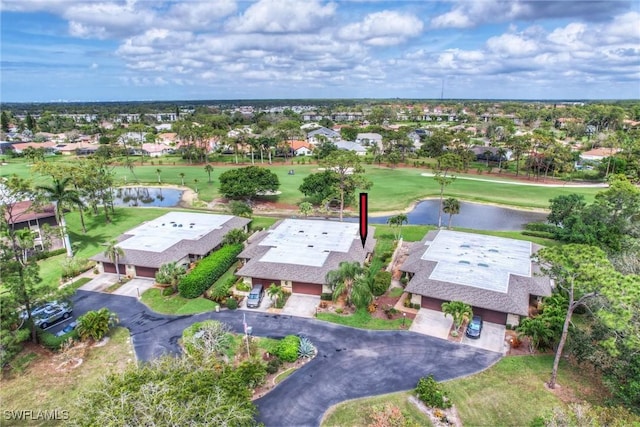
[322, 391, 432, 427]
[441, 355, 612, 426]
[317, 309, 411, 330]
[323, 355, 621, 427]
[140, 288, 218, 315]
[3, 158, 603, 213]
[0, 327, 134, 426]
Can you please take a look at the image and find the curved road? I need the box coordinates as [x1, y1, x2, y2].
[73, 290, 502, 426]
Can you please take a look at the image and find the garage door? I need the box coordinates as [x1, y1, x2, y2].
[471, 306, 507, 324]
[135, 266, 158, 278]
[421, 296, 448, 311]
[103, 262, 125, 274]
[292, 281, 322, 295]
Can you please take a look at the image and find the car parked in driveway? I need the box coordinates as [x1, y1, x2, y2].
[34, 303, 73, 329]
[246, 284, 264, 308]
[20, 301, 58, 320]
[465, 315, 483, 339]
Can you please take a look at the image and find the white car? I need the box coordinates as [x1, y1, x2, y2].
[34, 303, 73, 329]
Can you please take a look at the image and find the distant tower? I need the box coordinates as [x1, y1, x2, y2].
[440, 78, 445, 100]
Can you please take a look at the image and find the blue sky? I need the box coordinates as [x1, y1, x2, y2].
[1, 0, 639, 102]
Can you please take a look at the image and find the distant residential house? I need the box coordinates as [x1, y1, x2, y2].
[155, 124, 173, 132]
[307, 127, 341, 144]
[289, 140, 314, 156]
[118, 132, 147, 144]
[470, 146, 511, 162]
[580, 147, 619, 162]
[335, 140, 367, 155]
[10, 141, 57, 154]
[4, 201, 61, 251]
[355, 133, 383, 150]
[0, 141, 14, 154]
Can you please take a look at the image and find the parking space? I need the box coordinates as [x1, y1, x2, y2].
[462, 321, 507, 354]
[238, 294, 274, 312]
[112, 278, 156, 297]
[410, 308, 453, 339]
[281, 294, 321, 318]
[78, 273, 118, 292]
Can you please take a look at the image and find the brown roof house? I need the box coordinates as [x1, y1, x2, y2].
[91, 212, 250, 278]
[3, 200, 61, 251]
[400, 230, 552, 326]
[236, 219, 375, 295]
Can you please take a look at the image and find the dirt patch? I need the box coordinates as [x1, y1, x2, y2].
[408, 395, 463, 427]
[252, 352, 316, 400]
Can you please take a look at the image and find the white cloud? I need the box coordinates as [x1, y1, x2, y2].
[226, 0, 336, 33]
[487, 33, 539, 57]
[338, 10, 424, 45]
[163, 0, 237, 31]
[64, 1, 153, 39]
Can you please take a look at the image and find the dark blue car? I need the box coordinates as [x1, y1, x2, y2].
[465, 315, 483, 339]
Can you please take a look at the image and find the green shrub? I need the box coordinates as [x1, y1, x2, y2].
[320, 293, 333, 301]
[298, 336, 315, 358]
[236, 281, 251, 292]
[266, 357, 282, 374]
[210, 276, 238, 301]
[161, 286, 174, 297]
[226, 298, 238, 310]
[274, 335, 300, 362]
[372, 271, 392, 296]
[32, 248, 66, 261]
[234, 360, 267, 389]
[38, 330, 79, 351]
[524, 222, 557, 233]
[522, 230, 556, 239]
[178, 244, 243, 298]
[415, 375, 452, 409]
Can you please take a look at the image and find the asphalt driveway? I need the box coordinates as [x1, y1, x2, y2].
[72, 290, 501, 427]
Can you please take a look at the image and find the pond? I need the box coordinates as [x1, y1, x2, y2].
[346, 200, 548, 231]
[111, 187, 183, 207]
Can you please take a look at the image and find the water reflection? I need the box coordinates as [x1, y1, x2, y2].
[346, 200, 548, 231]
[112, 187, 183, 207]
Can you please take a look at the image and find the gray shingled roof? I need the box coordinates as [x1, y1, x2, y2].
[402, 230, 551, 316]
[237, 219, 375, 285]
[91, 215, 250, 268]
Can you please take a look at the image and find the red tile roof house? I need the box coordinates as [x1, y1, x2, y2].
[91, 212, 250, 278]
[400, 230, 552, 326]
[236, 219, 375, 295]
[289, 140, 314, 156]
[4, 201, 62, 251]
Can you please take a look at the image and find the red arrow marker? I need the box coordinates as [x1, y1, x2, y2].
[359, 193, 368, 248]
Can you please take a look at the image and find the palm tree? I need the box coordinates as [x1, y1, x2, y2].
[516, 317, 556, 353]
[36, 177, 81, 257]
[497, 147, 507, 170]
[325, 261, 365, 306]
[441, 300, 473, 332]
[267, 283, 284, 308]
[155, 262, 186, 293]
[179, 172, 185, 186]
[104, 240, 125, 281]
[156, 168, 162, 184]
[204, 164, 213, 183]
[222, 229, 248, 246]
[483, 149, 493, 167]
[76, 308, 119, 342]
[386, 213, 408, 240]
[442, 198, 460, 230]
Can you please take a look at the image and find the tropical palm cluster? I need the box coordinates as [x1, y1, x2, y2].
[325, 259, 386, 310]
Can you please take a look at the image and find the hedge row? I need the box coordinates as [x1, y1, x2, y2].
[178, 244, 243, 299]
[39, 329, 79, 351]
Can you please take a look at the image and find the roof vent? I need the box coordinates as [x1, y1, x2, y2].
[478, 263, 489, 267]
[173, 223, 177, 227]
[299, 230, 304, 233]
[458, 260, 470, 265]
[460, 244, 470, 248]
[322, 232, 328, 235]
[307, 244, 314, 248]
[178, 224, 183, 228]
[488, 249, 499, 253]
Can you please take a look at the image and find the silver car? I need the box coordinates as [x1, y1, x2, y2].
[34, 304, 73, 329]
